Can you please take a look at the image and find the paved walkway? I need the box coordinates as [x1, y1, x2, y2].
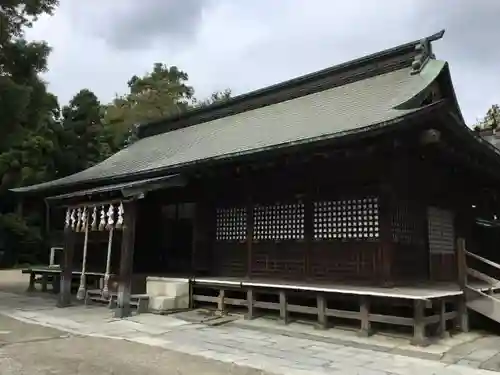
[0, 315, 273, 375]
[0, 291, 499, 375]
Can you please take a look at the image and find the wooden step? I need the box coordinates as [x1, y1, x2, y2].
[84, 289, 149, 314]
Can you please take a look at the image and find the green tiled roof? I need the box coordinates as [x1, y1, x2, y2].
[13, 58, 446, 194]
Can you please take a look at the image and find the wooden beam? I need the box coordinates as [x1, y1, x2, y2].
[114, 200, 137, 318]
[57, 227, 75, 308]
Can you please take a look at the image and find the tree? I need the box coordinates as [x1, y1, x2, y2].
[475, 104, 500, 131]
[56, 89, 112, 176]
[0, 1, 60, 266]
[103, 64, 232, 147]
[0, 0, 58, 47]
[193, 88, 232, 108]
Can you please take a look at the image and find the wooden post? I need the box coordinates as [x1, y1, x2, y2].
[27, 272, 35, 292]
[279, 290, 289, 325]
[245, 289, 254, 320]
[304, 193, 313, 279]
[246, 198, 254, 278]
[358, 296, 372, 337]
[51, 274, 60, 293]
[218, 289, 226, 315]
[41, 274, 48, 292]
[114, 200, 137, 319]
[379, 191, 393, 286]
[316, 294, 327, 330]
[457, 238, 467, 289]
[57, 227, 75, 307]
[456, 237, 469, 332]
[102, 228, 114, 299]
[437, 299, 449, 338]
[411, 299, 428, 346]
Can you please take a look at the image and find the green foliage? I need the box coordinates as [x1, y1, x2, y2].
[0, 0, 58, 46]
[103, 63, 232, 147]
[0, 0, 233, 266]
[56, 89, 111, 175]
[475, 104, 500, 131]
[193, 88, 232, 108]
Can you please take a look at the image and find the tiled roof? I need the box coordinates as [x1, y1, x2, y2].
[14, 54, 447, 194]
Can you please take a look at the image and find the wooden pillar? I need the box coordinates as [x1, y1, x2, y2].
[316, 294, 327, 330]
[114, 200, 137, 319]
[379, 190, 394, 286]
[411, 299, 428, 346]
[457, 238, 467, 289]
[27, 272, 35, 292]
[246, 198, 254, 278]
[245, 288, 254, 320]
[57, 227, 75, 307]
[217, 289, 226, 315]
[41, 274, 48, 292]
[437, 299, 449, 338]
[244, 169, 254, 278]
[358, 296, 372, 337]
[279, 290, 289, 325]
[304, 193, 313, 279]
[456, 237, 469, 332]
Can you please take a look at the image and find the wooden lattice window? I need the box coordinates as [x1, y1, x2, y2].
[313, 197, 380, 240]
[392, 202, 417, 244]
[215, 207, 247, 241]
[253, 202, 305, 241]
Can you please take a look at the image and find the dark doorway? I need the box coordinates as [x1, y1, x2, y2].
[160, 203, 194, 274]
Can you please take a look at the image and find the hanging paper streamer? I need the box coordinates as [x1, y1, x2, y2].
[115, 202, 124, 229]
[99, 206, 106, 231]
[106, 204, 115, 230]
[91, 206, 97, 231]
[81, 207, 87, 231]
[70, 209, 76, 231]
[65, 208, 71, 228]
[76, 208, 82, 232]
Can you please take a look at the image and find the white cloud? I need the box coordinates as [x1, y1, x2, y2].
[25, 0, 500, 125]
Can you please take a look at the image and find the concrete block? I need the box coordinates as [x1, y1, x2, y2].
[149, 296, 189, 313]
[146, 277, 189, 298]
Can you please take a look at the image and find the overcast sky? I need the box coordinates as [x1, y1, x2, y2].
[26, 0, 500, 126]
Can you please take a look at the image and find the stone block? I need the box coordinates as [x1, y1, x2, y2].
[146, 277, 189, 298]
[149, 296, 189, 313]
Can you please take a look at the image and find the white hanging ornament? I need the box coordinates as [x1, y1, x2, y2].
[115, 202, 124, 229]
[65, 208, 71, 229]
[91, 206, 97, 231]
[98, 206, 106, 231]
[106, 204, 115, 230]
[70, 209, 76, 231]
[81, 208, 87, 231]
[76, 207, 82, 232]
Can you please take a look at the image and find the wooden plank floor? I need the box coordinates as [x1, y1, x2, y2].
[192, 276, 472, 300]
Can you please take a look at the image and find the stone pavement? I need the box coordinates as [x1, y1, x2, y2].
[1, 291, 500, 375]
[0, 315, 273, 375]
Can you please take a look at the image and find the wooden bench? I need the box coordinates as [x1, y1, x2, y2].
[85, 289, 150, 314]
[22, 268, 105, 294]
